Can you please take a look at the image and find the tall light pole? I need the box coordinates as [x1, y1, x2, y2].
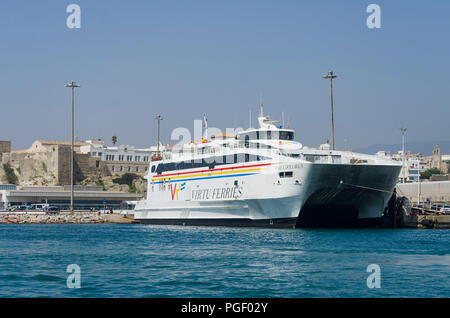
[155, 115, 163, 155]
[323, 71, 337, 150]
[65, 81, 80, 212]
[417, 160, 421, 206]
[400, 127, 407, 183]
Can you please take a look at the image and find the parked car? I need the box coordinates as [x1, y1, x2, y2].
[430, 204, 442, 211]
[46, 206, 60, 214]
[10, 205, 27, 211]
[439, 205, 450, 213]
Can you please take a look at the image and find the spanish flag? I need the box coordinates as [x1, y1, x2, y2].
[201, 138, 208, 143]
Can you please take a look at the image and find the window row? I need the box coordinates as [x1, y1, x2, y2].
[111, 166, 149, 173]
[239, 130, 294, 141]
[104, 154, 150, 162]
[152, 153, 271, 174]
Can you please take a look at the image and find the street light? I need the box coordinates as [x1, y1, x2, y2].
[155, 115, 163, 155]
[65, 81, 80, 212]
[322, 71, 337, 150]
[400, 127, 407, 183]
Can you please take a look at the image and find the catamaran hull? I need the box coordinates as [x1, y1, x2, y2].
[296, 163, 401, 227]
[134, 162, 400, 228]
[135, 195, 302, 228]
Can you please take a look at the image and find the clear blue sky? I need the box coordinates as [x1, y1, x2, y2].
[1, 0, 449, 151]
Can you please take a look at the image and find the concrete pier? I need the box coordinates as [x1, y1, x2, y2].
[402, 214, 450, 229]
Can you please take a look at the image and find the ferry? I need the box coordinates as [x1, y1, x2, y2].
[134, 112, 401, 228]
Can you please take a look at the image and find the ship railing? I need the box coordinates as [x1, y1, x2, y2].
[158, 142, 281, 162]
[302, 154, 342, 164]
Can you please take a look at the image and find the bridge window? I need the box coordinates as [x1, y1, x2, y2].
[279, 131, 294, 141]
[244, 135, 249, 148]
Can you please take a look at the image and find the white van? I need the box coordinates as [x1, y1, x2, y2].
[31, 204, 50, 211]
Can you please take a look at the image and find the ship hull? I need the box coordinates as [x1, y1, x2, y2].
[134, 194, 302, 228]
[135, 162, 400, 228]
[296, 163, 401, 227]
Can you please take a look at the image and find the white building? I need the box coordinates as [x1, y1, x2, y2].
[79, 139, 166, 176]
[80, 139, 152, 162]
[377, 150, 427, 182]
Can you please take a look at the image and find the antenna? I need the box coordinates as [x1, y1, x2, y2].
[155, 114, 163, 154]
[282, 112, 285, 128]
[259, 94, 264, 117]
[203, 113, 208, 140]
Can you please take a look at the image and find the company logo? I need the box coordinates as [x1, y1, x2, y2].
[170, 182, 186, 200]
[191, 186, 243, 201]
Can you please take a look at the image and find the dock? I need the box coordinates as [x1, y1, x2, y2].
[402, 210, 450, 229]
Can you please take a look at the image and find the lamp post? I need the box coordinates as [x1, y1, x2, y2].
[65, 81, 80, 212]
[322, 71, 337, 150]
[400, 127, 407, 183]
[155, 115, 163, 155]
[417, 161, 421, 206]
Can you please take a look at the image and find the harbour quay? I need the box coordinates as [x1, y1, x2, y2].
[396, 180, 450, 204]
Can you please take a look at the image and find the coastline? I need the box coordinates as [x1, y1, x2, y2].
[0, 211, 135, 224]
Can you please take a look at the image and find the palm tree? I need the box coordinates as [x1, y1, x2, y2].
[112, 135, 117, 145]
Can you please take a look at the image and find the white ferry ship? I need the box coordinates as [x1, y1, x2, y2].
[134, 113, 401, 228]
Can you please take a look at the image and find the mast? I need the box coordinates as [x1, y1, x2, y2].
[203, 113, 208, 140]
[155, 115, 163, 154]
[259, 95, 264, 117]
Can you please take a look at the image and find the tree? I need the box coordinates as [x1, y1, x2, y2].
[2, 162, 18, 184]
[112, 135, 117, 145]
[112, 173, 138, 187]
[421, 168, 441, 179]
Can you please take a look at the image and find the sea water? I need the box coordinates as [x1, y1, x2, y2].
[0, 224, 448, 297]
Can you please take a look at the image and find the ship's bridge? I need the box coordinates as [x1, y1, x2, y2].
[236, 116, 301, 155]
[237, 115, 295, 141]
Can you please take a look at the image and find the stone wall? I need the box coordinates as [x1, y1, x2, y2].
[1, 147, 59, 186]
[73, 153, 108, 183]
[0, 141, 145, 187]
[0, 141, 11, 162]
[56, 145, 71, 185]
[0, 144, 108, 186]
[104, 162, 149, 177]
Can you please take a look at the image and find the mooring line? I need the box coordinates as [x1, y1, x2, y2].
[340, 182, 394, 194]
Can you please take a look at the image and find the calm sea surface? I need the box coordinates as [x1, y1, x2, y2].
[0, 224, 448, 298]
